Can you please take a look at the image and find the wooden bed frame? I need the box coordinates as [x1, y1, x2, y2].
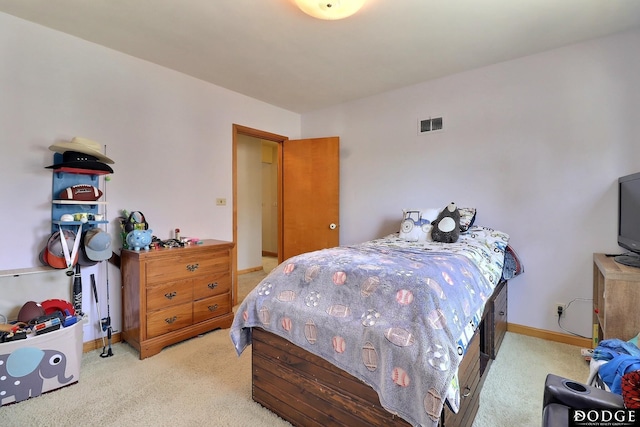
[251, 280, 508, 427]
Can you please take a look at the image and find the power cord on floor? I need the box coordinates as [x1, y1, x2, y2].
[557, 297, 593, 339]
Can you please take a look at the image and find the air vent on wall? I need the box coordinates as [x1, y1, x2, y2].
[418, 116, 444, 134]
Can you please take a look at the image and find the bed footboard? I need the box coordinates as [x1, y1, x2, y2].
[252, 327, 412, 426]
[250, 280, 507, 427]
[252, 328, 481, 427]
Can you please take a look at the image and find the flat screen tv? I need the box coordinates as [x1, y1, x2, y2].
[616, 172, 640, 268]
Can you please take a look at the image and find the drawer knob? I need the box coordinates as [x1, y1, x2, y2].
[164, 291, 177, 300]
[165, 316, 178, 324]
[208, 282, 218, 290]
[499, 310, 505, 316]
[462, 386, 472, 398]
[208, 304, 219, 312]
[186, 263, 199, 272]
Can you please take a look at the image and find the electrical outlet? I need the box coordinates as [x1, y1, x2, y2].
[555, 303, 566, 317]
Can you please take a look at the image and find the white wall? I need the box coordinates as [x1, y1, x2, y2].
[0, 13, 300, 342]
[300, 29, 640, 337]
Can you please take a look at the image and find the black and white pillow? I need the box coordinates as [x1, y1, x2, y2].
[459, 207, 476, 232]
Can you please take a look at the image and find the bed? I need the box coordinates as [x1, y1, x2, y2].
[230, 210, 522, 427]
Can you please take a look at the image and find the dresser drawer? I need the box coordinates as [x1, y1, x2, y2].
[145, 250, 230, 285]
[193, 273, 231, 300]
[493, 285, 508, 355]
[494, 280, 507, 312]
[193, 293, 231, 323]
[146, 302, 193, 339]
[458, 332, 480, 394]
[442, 332, 480, 426]
[482, 280, 508, 360]
[146, 279, 193, 312]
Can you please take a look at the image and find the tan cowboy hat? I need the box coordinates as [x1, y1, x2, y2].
[48, 137, 114, 164]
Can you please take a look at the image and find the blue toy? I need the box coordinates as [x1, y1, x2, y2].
[126, 229, 153, 251]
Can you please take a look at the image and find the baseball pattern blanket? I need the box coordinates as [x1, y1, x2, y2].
[230, 225, 508, 427]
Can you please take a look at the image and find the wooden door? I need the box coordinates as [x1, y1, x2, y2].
[281, 137, 339, 261]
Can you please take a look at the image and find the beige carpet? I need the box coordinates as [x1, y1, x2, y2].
[473, 333, 588, 426]
[1, 259, 589, 427]
[236, 256, 277, 303]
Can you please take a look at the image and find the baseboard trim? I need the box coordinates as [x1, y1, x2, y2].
[508, 323, 592, 348]
[81, 324, 591, 353]
[82, 332, 122, 353]
[238, 266, 263, 275]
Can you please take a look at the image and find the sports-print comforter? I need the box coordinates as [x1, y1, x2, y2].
[230, 225, 509, 427]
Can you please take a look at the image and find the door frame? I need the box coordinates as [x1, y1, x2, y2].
[232, 124, 286, 306]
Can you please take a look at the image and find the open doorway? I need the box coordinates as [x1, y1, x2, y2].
[232, 125, 286, 305]
[236, 135, 278, 272]
[232, 125, 340, 306]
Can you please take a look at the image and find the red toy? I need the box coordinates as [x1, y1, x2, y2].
[58, 184, 103, 201]
[41, 298, 75, 316]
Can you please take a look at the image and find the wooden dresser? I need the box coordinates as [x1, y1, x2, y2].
[121, 239, 234, 359]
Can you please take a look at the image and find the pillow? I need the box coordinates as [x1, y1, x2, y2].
[431, 203, 461, 243]
[399, 208, 439, 242]
[458, 207, 476, 232]
[622, 370, 640, 409]
[502, 244, 524, 280]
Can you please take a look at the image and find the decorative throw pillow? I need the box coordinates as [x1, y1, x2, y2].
[502, 244, 525, 280]
[399, 208, 439, 242]
[458, 207, 476, 232]
[621, 370, 640, 409]
[431, 203, 461, 243]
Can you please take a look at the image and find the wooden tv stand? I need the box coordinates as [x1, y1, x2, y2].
[593, 253, 640, 343]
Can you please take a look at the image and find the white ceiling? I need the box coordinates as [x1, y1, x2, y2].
[2, 0, 640, 113]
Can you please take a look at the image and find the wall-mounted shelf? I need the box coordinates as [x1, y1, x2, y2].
[52, 200, 107, 206]
[52, 220, 109, 227]
[52, 167, 110, 176]
[50, 167, 108, 234]
[0, 266, 55, 278]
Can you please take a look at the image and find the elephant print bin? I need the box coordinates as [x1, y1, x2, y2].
[0, 321, 83, 405]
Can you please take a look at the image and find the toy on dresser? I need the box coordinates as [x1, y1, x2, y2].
[126, 229, 153, 251]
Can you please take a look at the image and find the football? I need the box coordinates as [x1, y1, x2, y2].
[58, 184, 103, 201]
[17, 300, 45, 323]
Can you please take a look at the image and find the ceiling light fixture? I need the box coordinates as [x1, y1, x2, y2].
[294, 0, 366, 20]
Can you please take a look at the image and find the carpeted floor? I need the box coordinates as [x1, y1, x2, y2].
[473, 333, 588, 426]
[0, 258, 589, 427]
[236, 256, 277, 303]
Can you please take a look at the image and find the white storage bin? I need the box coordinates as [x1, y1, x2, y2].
[0, 320, 83, 405]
